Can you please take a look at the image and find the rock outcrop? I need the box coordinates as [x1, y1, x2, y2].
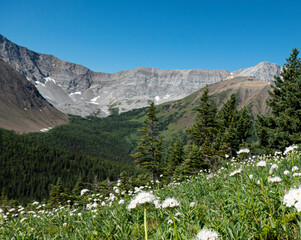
[0, 34, 281, 116]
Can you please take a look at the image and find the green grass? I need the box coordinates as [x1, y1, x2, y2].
[2, 147, 301, 239]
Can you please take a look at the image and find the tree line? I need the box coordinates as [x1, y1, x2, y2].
[133, 48, 301, 181]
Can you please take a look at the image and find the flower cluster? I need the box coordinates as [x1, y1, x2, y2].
[283, 187, 301, 212]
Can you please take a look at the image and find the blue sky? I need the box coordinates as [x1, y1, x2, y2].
[0, 0, 300, 73]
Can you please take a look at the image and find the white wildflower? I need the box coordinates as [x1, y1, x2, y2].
[195, 228, 219, 240]
[292, 166, 299, 172]
[284, 170, 290, 175]
[293, 173, 301, 177]
[20, 218, 27, 223]
[237, 148, 250, 155]
[78, 213, 82, 217]
[284, 145, 298, 155]
[268, 176, 282, 183]
[118, 199, 125, 205]
[80, 189, 89, 196]
[168, 219, 173, 224]
[63, 222, 67, 227]
[249, 174, 253, 180]
[154, 199, 161, 209]
[257, 161, 267, 167]
[229, 169, 242, 177]
[127, 191, 156, 210]
[127, 199, 137, 210]
[190, 202, 196, 207]
[162, 197, 180, 209]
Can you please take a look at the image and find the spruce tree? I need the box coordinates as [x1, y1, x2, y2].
[255, 48, 301, 150]
[132, 102, 163, 180]
[185, 86, 219, 170]
[165, 138, 185, 178]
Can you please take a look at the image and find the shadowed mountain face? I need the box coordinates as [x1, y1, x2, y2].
[0, 59, 68, 133]
[0, 34, 281, 117]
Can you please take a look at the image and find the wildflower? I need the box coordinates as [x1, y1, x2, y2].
[225, 154, 229, 158]
[32, 201, 39, 205]
[63, 222, 67, 227]
[249, 174, 253, 180]
[118, 199, 125, 205]
[168, 219, 173, 224]
[293, 173, 301, 177]
[284, 145, 298, 155]
[283, 188, 301, 211]
[237, 148, 250, 155]
[9, 208, 15, 212]
[268, 176, 282, 183]
[190, 202, 196, 207]
[195, 228, 219, 240]
[0, 208, 3, 213]
[20, 218, 27, 223]
[80, 189, 89, 196]
[284, 170, 290, 175]
[257, 161, 267, 167]
[78, 213, 82, 217]
[162, 198, 180, 209]
[175, 212, 181, 217]
[292, 166, 299, 172]
[154, 199, 161, 209]
[229, 169, 242, 177]
[127, 192, 156, 210]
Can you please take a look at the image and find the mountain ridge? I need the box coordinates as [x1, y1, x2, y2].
[0, 34, 280, 117]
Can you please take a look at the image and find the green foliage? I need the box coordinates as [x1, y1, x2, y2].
[255, 48, 301, 151]
[132, 102, 163, 180]
[0, 128, 138, 202]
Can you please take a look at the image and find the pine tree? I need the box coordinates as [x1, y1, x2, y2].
[216, 95, 252, 157]
[255, 48, 301, 150]
[165, 138, 185, 178]
[185, 86, 219, 170]
[132, 102, 163, 180]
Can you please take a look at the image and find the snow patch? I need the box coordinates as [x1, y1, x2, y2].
[90, 96, 100, 102]
[44, 77, 56, 84]
[24, 108, 27, 111]
[35, 81, 45, 87]
[155, 96, 160, 101]
[69, 91, 82, 96]
[40, 127, 53, 133]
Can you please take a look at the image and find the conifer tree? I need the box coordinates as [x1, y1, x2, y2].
[132, 102, 163, 180]
[185, 86, 219, 170]
[255, 48, 301, 150]
[165, 138, 185, 178]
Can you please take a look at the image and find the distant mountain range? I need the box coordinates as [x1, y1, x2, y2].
[0, 59, 68, 132]
[0, 34, 281, 117]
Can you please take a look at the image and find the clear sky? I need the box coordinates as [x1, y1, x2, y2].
[0, 0, 300, 73]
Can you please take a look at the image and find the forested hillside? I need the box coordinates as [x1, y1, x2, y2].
[0, 128, 138, 202]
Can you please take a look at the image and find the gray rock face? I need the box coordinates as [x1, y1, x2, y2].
[230, 62, 281, 81]
[0, 34, 281, 116]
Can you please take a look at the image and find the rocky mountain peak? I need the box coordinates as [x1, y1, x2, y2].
[0, 34, 281, 117]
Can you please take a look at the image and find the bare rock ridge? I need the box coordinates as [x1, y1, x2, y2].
[0, 34, 281, 116]
[0, 59, 68, 133]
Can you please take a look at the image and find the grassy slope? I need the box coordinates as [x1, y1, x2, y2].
[1, 148, 301, 239]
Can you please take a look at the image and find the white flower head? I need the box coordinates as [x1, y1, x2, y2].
[257, 161, 267, 167]
[162, 197, 180, 209]
[190, 202, 196, 207]
[293, 173, 301, 177]
[195, 228, 219, 240]
[268, 176, 282, 183]
[283, 187, 301, 212]
[80, 189, 89, 196]
[237, 148, 250, 155]
[249, 174, 253, 180]
[284, 170, 290, 175]
[284, 145, 298, 155]
[292, 166, 299, 172]
[229, 169, 242, 177]
[127, 191, 156, 210]
[118, 199, 125, 205]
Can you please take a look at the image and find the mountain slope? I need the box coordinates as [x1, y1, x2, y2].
[0, 34, 279, 117]
[0, 59, 68, 133]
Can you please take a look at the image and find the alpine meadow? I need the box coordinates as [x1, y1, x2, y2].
[0, 46, 300, 239]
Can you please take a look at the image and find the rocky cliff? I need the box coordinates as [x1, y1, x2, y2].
[0, 34, 281, 116]
[0, 59, 68, 132]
